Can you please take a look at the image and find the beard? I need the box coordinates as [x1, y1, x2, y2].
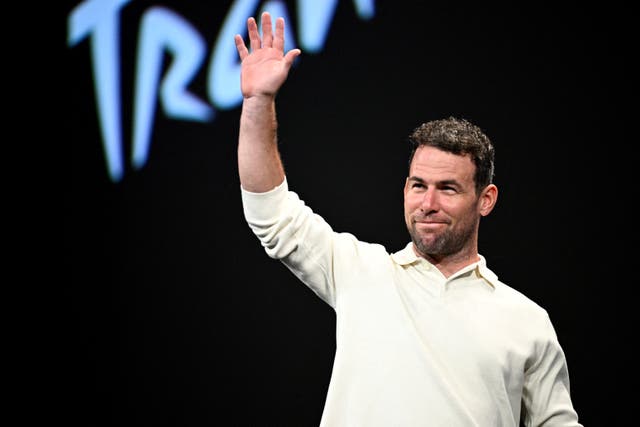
[407, 215, 479, 258]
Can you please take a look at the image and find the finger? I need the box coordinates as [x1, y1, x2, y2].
[283, 49, 302, 68]
[234, 34, 248, 60]
[247, 17, 260, 51]
[273, 17, 285, 51]
[261, 12, 273, 48]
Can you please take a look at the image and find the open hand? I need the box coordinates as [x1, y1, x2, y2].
[235, 12, 301, 99]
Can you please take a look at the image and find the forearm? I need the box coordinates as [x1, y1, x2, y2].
[238, 95, 286, 193]
[521, 319, 582, 426]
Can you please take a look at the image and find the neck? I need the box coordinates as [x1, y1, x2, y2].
[414, 245, 480, 279]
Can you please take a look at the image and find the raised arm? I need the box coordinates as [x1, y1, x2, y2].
[235, 12, 301, 193]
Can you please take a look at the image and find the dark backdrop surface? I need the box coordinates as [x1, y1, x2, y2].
[61, 1, 631, 425]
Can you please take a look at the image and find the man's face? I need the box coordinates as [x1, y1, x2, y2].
[403, 146, 483, 259]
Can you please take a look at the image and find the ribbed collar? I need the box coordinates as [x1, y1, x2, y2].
[390, 242, 499, 289]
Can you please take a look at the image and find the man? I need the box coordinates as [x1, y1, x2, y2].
[235, 12, 582, 427]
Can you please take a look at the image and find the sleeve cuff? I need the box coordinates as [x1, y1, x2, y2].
[240, 177, 289, 222]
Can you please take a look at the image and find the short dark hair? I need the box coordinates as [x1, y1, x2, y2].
[408, 117, 495, 194]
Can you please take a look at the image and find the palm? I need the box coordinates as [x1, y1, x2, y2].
[240, 47, 290, 97]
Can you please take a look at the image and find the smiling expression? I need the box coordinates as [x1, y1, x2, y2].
[403, 145, 495, 263]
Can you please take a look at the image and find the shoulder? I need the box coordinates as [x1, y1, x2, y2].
[492, 279, 554, 328]
[333, 231, 391, 259]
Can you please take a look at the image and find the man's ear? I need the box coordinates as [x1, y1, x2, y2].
[479, 184, 498, 216]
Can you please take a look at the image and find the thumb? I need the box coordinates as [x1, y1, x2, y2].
[283, 49, 302, 68]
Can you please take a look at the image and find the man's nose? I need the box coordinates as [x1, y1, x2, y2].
[420, 188, 438, 211]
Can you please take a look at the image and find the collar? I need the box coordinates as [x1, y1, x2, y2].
[390, 242, 499, 289]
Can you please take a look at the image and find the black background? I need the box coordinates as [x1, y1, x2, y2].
[61, 1, 632, 425]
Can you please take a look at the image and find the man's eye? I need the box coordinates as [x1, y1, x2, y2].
[412, 183, 424, 188]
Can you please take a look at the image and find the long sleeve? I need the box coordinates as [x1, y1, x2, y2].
[241, 177, 351, 307]
[521, 315, 582, 427]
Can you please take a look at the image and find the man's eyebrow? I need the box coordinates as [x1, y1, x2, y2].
[408, 176, 461, 187]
